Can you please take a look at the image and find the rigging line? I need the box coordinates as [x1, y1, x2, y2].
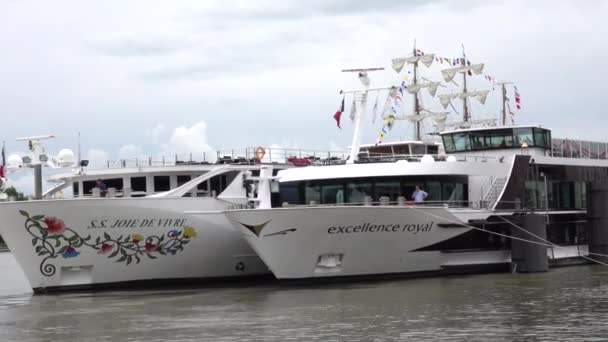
[407, 206, 608, 267]
[408, 207, 555, 248]
[497, 216, 608, 266]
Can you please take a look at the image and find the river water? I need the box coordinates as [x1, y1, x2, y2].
[1, 252, 608, 341]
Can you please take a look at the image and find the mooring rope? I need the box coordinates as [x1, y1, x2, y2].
[496, 216, 608, 267]
[409, 207, 608, 267]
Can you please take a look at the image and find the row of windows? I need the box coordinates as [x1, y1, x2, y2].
[524, 181, 587, 210]
[442, 127, 552, 153]
[278, 176, 468, 206]
[73, 173, 238, 197]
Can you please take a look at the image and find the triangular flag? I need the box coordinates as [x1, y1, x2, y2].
[333, 96, 344, 129]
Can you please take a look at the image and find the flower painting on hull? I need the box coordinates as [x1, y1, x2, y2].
[19, 210, 198, 277]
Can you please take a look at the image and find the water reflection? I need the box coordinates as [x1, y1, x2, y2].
[1, 252, 608, 341]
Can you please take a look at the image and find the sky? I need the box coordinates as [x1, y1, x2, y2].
[1, 0, 607, 193]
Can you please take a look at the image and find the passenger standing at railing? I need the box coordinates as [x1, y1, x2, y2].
[96, 179, 107, 197]
[412, 185, 428, 204]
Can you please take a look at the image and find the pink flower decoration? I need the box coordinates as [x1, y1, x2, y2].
[44, 217, 66, 235]
[145, 242, 156, 253]
[98, 243, 113, 254]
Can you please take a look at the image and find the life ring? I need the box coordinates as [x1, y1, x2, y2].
[255, 146, 266, 161]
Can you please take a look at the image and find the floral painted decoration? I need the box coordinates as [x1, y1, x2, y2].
[20, 211, 197, 277]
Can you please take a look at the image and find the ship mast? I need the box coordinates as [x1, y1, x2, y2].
[412, 42, 422, 140]
[498, 81, 513, 126]
[461, 45, 470, 122]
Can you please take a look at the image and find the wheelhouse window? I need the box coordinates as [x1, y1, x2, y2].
[442, 127, 551, 153]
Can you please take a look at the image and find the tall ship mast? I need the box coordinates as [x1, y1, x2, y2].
[438, 45, 489, 128]
[390, 42, 445, 141]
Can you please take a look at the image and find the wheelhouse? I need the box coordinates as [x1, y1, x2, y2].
[441, 126, 552, 154]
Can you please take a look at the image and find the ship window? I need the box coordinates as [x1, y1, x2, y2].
[197, 181, 208, 191]
[73, 182, 79, 197]
[424, 181, 441, 202]
[305, 183, 321, 204]
[131, 176, 146, 192]
[279, 182, 301, 205]
[177, 175, 191, 187]
[83, 180, 96, 195]
[101, 178, 123, 192]
[347, 182, 371, 204]
[490, 130, 514, 148]
[154, 176, 170, 192]
[321, 184, 344, 204]
[514, 127, 533, 147]
[453, 133, 470, 151]
[392, 145, 409, 156]
[374, 181, 400, 201]
[442, 182, 465, 204]
[411, 144, 425, 155]
[443, 135, 455, 153]
[427, 145, 439, 155]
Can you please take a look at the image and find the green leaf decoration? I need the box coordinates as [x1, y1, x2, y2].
[22, 210, 197, 276]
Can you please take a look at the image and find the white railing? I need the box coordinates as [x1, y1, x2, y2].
[101, 147, 351, 169]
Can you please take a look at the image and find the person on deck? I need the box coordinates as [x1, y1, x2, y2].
[96, 179, 107, 197]
[412, 185, 428, 204]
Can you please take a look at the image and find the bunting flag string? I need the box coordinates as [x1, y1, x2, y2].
[514, 85, 521, 110]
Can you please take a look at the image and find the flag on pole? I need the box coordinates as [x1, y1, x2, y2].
[349, 95, 356, 122]
[333, 96, 345, 129]
[514, 86, 521, 110]
[0, 142, 5, 179]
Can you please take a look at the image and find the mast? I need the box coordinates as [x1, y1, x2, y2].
[497, 81, 512, 126]
[412, 42, 421, 140]
[501, 83, 507, 126]
[462, 45, 470, 122]
[341, 67, 385, 164]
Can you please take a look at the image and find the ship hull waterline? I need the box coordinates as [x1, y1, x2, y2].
[224, 206, 516, 280]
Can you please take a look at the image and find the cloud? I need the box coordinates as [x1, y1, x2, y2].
[85, 149, 110, 168]
[145, 123, 166, 143]
[118, 144, 144, 159]
[161, 121, 215, 162]
[91, 35, 189, 57]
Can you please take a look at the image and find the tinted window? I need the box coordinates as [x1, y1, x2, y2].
[177, 175, 191, 186]
[73, 182, 79, 197]
[347, 182, 371, 203]
[154, 176, 170, 192]
[321, 184, 344, 204]
[131, 177, 146, 192]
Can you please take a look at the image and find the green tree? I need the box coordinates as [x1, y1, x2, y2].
[4, 186, 27, 201]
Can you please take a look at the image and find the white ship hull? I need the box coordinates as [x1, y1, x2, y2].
[0, 198, 269, 292]
[225, 206, 504, 280]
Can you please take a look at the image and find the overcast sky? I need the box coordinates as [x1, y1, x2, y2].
[1, 0, 607, 192]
